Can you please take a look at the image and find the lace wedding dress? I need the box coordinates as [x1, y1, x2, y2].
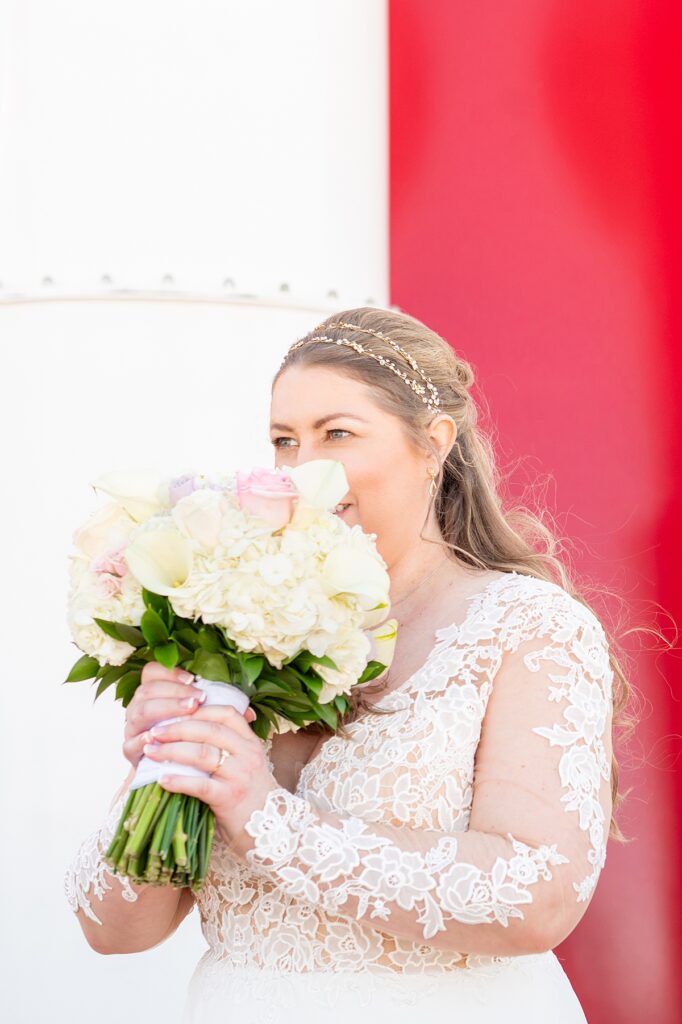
[65, 571, 614, 1022]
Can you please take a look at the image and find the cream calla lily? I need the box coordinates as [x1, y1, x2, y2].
[365, 617, 398, 679]
[361, 600, 392, 629]
[320, 543, 391, 610]
[90, 470, 171, 522]
[288, 459, 349, 510]
[124, 525, 193, 595]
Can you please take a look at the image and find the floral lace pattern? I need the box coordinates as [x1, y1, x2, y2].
[192, 571, 614, 975]
[243, 789, 569, 938]
[64, 784, 140, 925]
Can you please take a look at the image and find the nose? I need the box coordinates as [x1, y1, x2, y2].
[289, 443, 323, 466]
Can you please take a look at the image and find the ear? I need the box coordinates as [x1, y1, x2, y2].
[426, 413, 458, 464]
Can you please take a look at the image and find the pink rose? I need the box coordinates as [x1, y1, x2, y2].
[92, 544, 128, 578]
[235, 468, 298, 530]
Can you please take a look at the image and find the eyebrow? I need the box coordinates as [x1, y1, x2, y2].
[270, 413, 369, 432]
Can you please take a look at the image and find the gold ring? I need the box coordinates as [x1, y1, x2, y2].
[212, 747, 230, 775]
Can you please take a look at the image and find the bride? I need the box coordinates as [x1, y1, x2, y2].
[65, 307, 626, 1022]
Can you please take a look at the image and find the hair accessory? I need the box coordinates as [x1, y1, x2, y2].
[280, 321, 441, 415]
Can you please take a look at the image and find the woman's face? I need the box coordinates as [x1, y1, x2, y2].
[270, 365, 440, 567]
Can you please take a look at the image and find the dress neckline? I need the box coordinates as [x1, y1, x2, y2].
[369, 569, 518, 709]
[295, 570, 519, 791]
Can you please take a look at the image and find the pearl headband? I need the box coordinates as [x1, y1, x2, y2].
[280, 320, 441, 416]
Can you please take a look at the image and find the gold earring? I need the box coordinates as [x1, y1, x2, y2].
[427, 466, 438, 499]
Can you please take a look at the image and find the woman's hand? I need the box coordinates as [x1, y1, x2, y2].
[122, 661, 256, 771]
[140, 701, 279, 859]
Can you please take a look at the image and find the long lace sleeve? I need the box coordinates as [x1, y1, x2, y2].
[64, 775, 140, 925]
[241, 589, 614, 956]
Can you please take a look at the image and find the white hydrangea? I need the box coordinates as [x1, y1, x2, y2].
[67, 462, 392, 698]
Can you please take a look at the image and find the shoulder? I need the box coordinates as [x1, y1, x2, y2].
[490, 571, 606, 640]
[491, 572, 613, 689]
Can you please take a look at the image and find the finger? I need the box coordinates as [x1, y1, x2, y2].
[146, 712, 251, 753]
[187, 703, 258, 737]
[143, 737, 240, 775]
[134, 679, 202, 705]
[158, 772, 223, 805]
[124, 692, 207, 738]
[122, 729, 155, 767]
[146, 715, 253, 756]
[141, 661, 195, 687]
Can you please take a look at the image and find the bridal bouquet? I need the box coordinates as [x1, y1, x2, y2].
[64, 459, 398, 892]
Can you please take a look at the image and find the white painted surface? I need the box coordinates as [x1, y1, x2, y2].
[0, 1, 387, 1018]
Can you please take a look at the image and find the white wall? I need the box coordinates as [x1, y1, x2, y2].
[0, 2, 387, 1020]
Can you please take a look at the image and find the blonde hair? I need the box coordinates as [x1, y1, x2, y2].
[273, 305, 661, 845]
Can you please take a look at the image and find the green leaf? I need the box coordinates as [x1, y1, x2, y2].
[279, 691, 316, 709]
[334, 694, 349, 713]
[113, 623, 145, 646]
[196, 627, 222, 653]
[142, 589, 175, 630]
[251, 713, 271, 741]
[277, 709, 310, 727]
[93, 617, 125, 641]
[175, 628, 199, 651]
[239, 654, 265, 686]
[142, 587, 168, 615]
[115, 669, 141, 707]
[64, 654, 100, 682]
[189, 649, 232, 683]
[308, 653, 340, 671]
[253, 679, 291, 697]
[301, 674, 323, 698]
[94, 663, 130, 700]
[290, 650, 337, 673]
[312, 699, 338, 730]
[272, 665, 307, 689]
[154, 640, 179, 669]
[92, 618, 145, 647]
[356, 660, 387, 685]
[255, 705, 278, 725]
[140, 608, 169, 646]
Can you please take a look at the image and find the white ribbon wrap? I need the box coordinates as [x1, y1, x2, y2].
[130, 675, 250, 792]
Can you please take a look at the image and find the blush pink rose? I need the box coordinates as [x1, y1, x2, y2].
[235, 468, 298, 530]
[92, 545, 128, 578]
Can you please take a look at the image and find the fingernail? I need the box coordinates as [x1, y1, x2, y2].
[143, 742, 161, 754]
[183, 696, 197, 708]
[197, 691, 207, 703]
[178, 670, 194, 684]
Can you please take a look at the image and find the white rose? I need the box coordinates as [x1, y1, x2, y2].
[89, 469, 171, 522]
[172, 489, 232, 550]
[72, 502, 137, 560]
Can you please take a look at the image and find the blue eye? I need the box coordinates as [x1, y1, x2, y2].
[271, 429, 351, 448]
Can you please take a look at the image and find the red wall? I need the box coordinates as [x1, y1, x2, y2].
[389, 3, 681, 1020]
